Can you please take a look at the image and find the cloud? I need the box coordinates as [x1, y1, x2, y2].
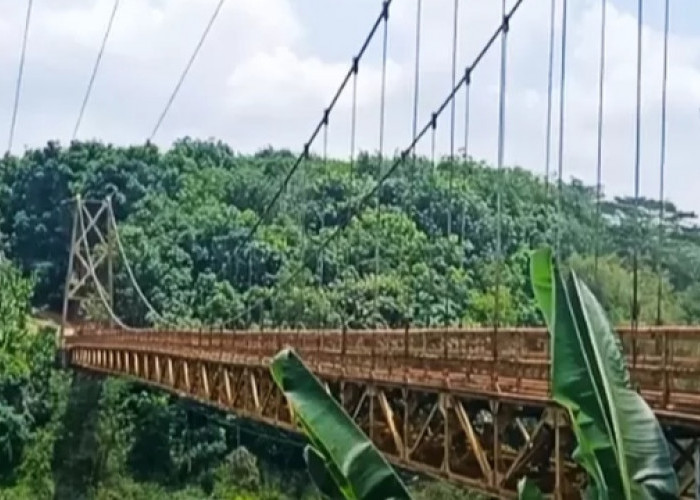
[225, 45, 403, 154]
[559, 1, 700, 211]
[0, 0, 303, 146]
[0, 0, 698, 213]
[227, 47, 403, 112]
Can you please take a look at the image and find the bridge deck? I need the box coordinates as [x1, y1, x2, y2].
[64, 325, 700, 498]
[66, 325, 700, 419]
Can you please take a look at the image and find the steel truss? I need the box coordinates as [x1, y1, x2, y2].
[67, 329, 700, 499]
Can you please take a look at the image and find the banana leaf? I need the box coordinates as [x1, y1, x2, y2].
[304, 445, 345, 499]
[530, 248, 678, 499]
[270, 348, 412, 500]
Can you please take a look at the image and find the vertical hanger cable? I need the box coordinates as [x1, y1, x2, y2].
[656, 0, 669, 325]
[594, 0, 608, 276]
[631, 0, 643, 328]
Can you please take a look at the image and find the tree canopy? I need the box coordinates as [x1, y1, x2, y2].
[2, 138, 698, 328]
[1, 138, 698, 499]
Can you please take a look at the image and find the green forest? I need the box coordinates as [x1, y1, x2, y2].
[1, 139, 699, 498]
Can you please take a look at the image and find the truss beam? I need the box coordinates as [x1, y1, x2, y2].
[66, 330, 700, 499]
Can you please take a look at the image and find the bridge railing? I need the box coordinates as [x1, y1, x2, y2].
[65, 325, 700, 411]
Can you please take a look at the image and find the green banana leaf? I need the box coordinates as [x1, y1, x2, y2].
[517, 477, 544, 499]
[270, 348, 412, 500]
[530, 248, 678, 499]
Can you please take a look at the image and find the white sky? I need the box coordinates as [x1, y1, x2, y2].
[1, 0, 699, 213]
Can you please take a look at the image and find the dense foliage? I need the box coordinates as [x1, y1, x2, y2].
[1, 139, 698, 498]
[0, 260, 327, 499]
[531, 249, 677, 499]
[0, 261, 477, 498]
[2, 139, 699, 329]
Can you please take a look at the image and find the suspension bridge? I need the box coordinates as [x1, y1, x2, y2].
[65, 320, 700, 499]
[5, 0, 697, 497]
[60, 190, 700, 498]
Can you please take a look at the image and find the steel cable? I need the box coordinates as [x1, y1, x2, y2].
[149, 0, 226, 141]
[230, 1, 394, 270]
[7, 0, 33, 153]
[412, 0, 422, 151]
[594, 0, 607, 276]
[544, 0, 556, 190]
[494, 0, 508, 336]
[72, 0, 120, 141]
[107, 198, 174, 327]
[374, 3, 389, 327]
[77, 200, 135, 331]
[343, 65, 359, 328]
[555, 0, 568, 260]
[318, 116, 329, 327]
[632, 0, 643, 328]
[656, 0, 670, 325]
[409, 0, 422, 325]
[463, 69, 471, 162]
[446, 0, 459, 326]
[228, 0, 527, 327]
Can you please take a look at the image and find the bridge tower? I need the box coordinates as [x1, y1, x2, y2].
[60, 195, 114, 350]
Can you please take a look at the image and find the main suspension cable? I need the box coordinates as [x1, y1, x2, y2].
[149, 0, 227, 141]
[227, 1, 393, 275]
[72, 0, 120, 141]
[229, 0, 527, 327]
[107, 199, 172, 327]
[7, 0, 33, 154]
[656, 0, 670, 325]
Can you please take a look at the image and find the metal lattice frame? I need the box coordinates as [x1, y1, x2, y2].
[60, 196, 114, 343]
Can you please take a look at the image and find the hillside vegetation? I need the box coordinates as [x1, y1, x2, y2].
[2, 139, 699, 328]
[1, 139, 699, 498]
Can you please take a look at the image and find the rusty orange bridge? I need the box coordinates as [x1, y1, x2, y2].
[64, 324, 700, 499]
